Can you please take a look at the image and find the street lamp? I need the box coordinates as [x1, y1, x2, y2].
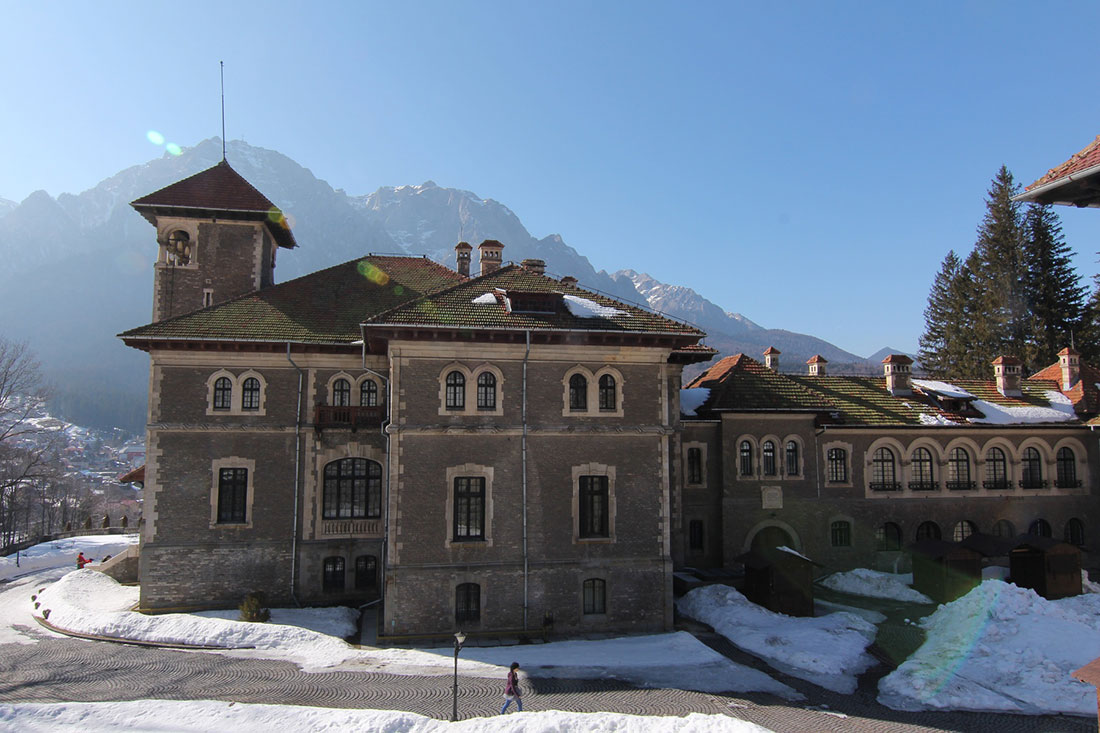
[451, 630, 466, 722]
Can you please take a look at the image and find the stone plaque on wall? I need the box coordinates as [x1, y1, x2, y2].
[761, 486, 783, 510]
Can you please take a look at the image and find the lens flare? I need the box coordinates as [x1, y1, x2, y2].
[393, 285, 405, 296]
[357, 260, 390, 285]
[165, 143, 182, 156]
[147, 130, 165, 145]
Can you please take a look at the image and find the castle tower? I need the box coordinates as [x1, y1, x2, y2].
[455, 241, 472, 277]
[131, 160, 298, 322]
[478, 239, 504, 275]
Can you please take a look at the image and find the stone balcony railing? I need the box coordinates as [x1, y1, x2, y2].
[313, 405, 385, 432]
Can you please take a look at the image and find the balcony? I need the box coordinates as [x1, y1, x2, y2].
[946, 481, 976, 491]
[869, 482, 901, 492]
[314, 405, 385, 432]
[908, 480, 938, 492]
[1020, 478, 1048, 490]
[983, 479, 1012, 490]
[1055, 478, 1083, 489]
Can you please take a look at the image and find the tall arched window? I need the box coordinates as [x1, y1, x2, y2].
[332, 378, 351, 407]
[360, 379, 378, 407]
[985, 447, 1008, 489]
[916, 521, 941, 541]
[739, 441, 754, 477]
[569, 374, 587, 411]
[322, 556, 345, 592]
[213, 377, 233, 411]
[1021, 447, 1044, 489]
[947, 447, 972, 490]
[322, 458, 382, 519]
[992, 519, 1015, 538]
[445, 371, 465, 410]
[1056, 447, 1078, 488]
[762, 441, 777, 476]
[598, 374, 616, 411]
[876, 522, 902, 551]
[241, 377, 261, 411]
[476, 372, 497, 410]
[910, 447, 935, 491]
[456, 582, 480, 623]
[785, 441, 799, 476]
[1065, 518, 1085, 547]
[871, 447, 898, 491]
[1029, 518, 1052, 538]
[952, 520, 977, 542]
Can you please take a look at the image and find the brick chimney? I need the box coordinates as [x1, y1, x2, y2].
[520, 258, 546, 275]
[454, 241, 472, 277]
[1059, 346, 1081, 390]
[561, 275, 578, 287]
[763, 347, 780, 372]
[478, 239, 504, 275]
[992, 355, 1022, 397]
[882, 354, 913, 396]
[806, 354, 827, 376]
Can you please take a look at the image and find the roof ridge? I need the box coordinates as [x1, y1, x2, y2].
[361, 262, 512, 325]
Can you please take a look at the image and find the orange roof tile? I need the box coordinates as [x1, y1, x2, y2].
[1026, 135, 1100, 191]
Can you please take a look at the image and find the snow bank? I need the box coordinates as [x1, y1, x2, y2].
[878, 580, 1100, 716]
[0, 535, 138, 580]
[563, 294, 624, 319]
[0, 701, 775, 733]
[680, 388, 710, 416]
[677, 585, 877, 693]
[819, 569, 933, 604]
[970, 391, 1076, 425]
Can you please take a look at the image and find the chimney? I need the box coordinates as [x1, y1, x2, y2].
[478, 239, 504, 275]
[992, 355, 1022, 397]
[520, 258, 546, 275]
[1059, 346, 1081, 390]
[561, 275, 578, 287]
[806, 354, 827, 376]
[454, 241, 472, 277]
[763, 347, 780, 372]
[882, 354, 913, 396]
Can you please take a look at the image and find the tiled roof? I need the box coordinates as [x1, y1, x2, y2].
[363, 264, 706, 337]
[1029, 359, 1100, 415]
[1026, 135, 1100, 191]
[119, 255, 464, 345]
[685, 354, 834, 411]
[131, 160, 297, 249]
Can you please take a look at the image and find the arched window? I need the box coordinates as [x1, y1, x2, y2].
[1029, 518, 1052, 538]
[952, 520, 977, 542]
[739, 441, 754, 477]
[213, 377, 233, 411]
[332, 378, 351, 407]
[360, 380, 378, 407]
[569, 373, 587, 411]
[947, 447, 972, 490]
[598, 374, 616, 411]
[241, 377, 261, 411]
[322, 458, 382, 519]
[785, 441, 799, 476]
[876, 522, 902, 551]
[355, 555, 377, 590]
[1021, 447, 1044, 489]
[583, 578, 606, 614]
[871, 447, 898, 491]
[1056, 447, 1079, 488]
[830, 520, 852, 547]
[762, 441, 777, 476]
[910, 447, 935, 491]
[916, 521, 941, 541]
[456, 582, 480, 623]
[445, 371, 465, 410]
[166, 229, 192, 265]
[476, 372, 497, 410]
[827, 447, 847, 483]
[1065, 518, 1085, 547]
[985, 447, 1009, 489]
[322, 556, 345, 592]
[992, 519, 1015, 538]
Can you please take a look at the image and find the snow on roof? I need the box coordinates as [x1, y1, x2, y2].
[562, 294, 624, 319]
[776, 545, 812, 562]
[970, 391, 1076, 425]
[919, 413, 958, 427]
[470, 292, 498, 304]
[911, 379, 974, 399]
[680, 387, 710, 416]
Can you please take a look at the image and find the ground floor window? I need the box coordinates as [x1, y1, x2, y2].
[583, 578, 606, 615]
[688, 519, 704, 551]
[217, 467, 248, 524]
[323, 556, 345, 592]
[355, 555, 377, 590]
[830, 520, 851, 547]
[456, 582, 480, 623]
[876, 522, 901, 551]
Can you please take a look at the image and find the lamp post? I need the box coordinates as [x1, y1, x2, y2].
[451, 630, 466, 722]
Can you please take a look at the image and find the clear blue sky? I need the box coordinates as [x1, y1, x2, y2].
[4, 1, 1100, 358]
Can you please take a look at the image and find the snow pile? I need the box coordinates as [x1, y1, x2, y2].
[471, 292, 499, 304]
[971, 391, 1076, 425]
[820, 569, 933, 604]
[878, 580, 1100, 716]
[918, 413, 958, 426]
[912, 380, 974, 399]
[677, 585, 877, 693]
[0, 701, 775, 733]
[196, 606, 358, 638]
[0, 535, 138, 580]
[563, 294, 624, 319]
[680, 388, 710, 416]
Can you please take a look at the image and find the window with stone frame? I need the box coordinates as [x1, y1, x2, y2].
[322, 458, 382, 520]
[446, 371, 465, 410]
[947, 447, 973, 490]
[785, 441, 799, 476]
[876, 522, 902, 551]
[739, 441, 754, 477]
[984, 447, 1009, 489]
[830, 520, 852, 547]
[213, 377, 233, 411]
[870, 447, 899, 491]
[322, 556, 345, 592]
[569, 373, 587, 411]
[476, 372, 497, 411]
[687, 447, 703, 485]
[241, 377, 261, 411]
[360, 379, 379, 407]
[1056, 447, 1079, 488]
[455, 582, 480, 623]
[216, 467, 248, 524]
[583, 578, 606, 615]
[598, 374, 616, 411]
[762, 441, 777, 476]
[453, 477, 486, 541]
[579, 475, 609, 538]
[1021, 447, 1045, 489]
[827, 447, 847, 483]
[355, 555, 377, 590]
[331, 378, 351, 407]
[909, 447, 936, 491]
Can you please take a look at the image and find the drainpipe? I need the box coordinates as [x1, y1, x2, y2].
[360, 335, 392, 618]
[285, 343, 304, 606]
[814, 425, 826, 499]
[522, 330, 531, 631]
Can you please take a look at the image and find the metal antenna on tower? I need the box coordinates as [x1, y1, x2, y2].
[220, 61, 226, 160]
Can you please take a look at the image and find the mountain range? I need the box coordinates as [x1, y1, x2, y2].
[0, 138, 897, 432]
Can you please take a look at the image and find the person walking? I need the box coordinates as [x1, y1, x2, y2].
[500, 662, 522, 713]
[76, 552, 93, 569]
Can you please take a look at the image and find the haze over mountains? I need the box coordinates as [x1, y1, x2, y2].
[0, 138, 892, 432]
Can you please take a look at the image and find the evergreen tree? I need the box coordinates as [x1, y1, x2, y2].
[1022, 204, 1086, 369]
[1077, 270, 1100, 365]
[919, 251, 970, 378]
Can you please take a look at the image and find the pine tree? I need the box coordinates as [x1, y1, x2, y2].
[1022, 204, 1085, 369]
[1077, 271, 1100, 365]
[919, 251, 971, 378]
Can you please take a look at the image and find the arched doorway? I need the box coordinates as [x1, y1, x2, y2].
[751, 525, 795, 552]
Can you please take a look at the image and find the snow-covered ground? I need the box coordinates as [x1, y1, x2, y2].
[0, 535, 138, 581]
[819, 569, 933, 604]
[677, 584, 877, 694]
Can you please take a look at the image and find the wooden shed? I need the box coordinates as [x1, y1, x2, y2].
[1009, 534, 1081, 600]
[735, 546, 819, 617]
[908, 539, 982, 603]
